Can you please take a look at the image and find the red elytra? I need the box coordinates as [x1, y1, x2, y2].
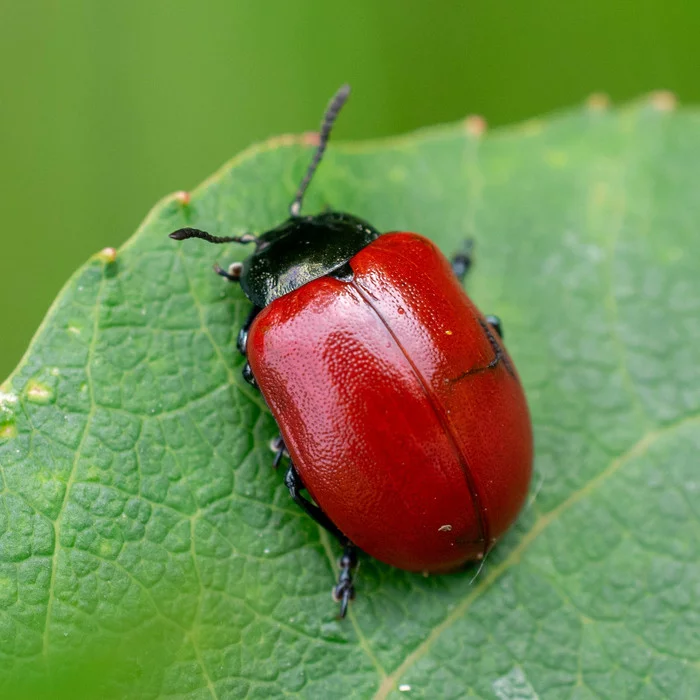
[247, 232, 533, 573]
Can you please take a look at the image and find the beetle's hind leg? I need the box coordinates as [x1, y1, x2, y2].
[284, 463, 359, 618]
[333, 544, 357, 618]
[284, 464, 344, 539]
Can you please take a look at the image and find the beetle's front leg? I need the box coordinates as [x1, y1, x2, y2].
[213, 259, 261, 386]
[213, 261, 243, 282]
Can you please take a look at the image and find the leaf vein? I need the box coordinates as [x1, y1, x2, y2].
[374, 411, 700, 699]
[41, 268, 107, 658]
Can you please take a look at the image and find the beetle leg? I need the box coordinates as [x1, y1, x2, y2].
[284, 464, 345, 540]
[237, 306, 261, 357]
[480, 317, 514, 375]
[332, 544, 357, 619]
[213, 261, 243, 282]
[270, 434, 288, 469]
[485, 314, 504, 340]
[242, 362, 257, 388]
[450, 239, 474, 284]
[238, 307, 262, 388]
[216, 276, 260, 386]
[283, 465, 358, 617]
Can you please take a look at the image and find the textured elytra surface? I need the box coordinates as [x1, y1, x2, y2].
[1, 99, 700, 699]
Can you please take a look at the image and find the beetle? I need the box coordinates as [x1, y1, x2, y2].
[170, 85, 533, 618]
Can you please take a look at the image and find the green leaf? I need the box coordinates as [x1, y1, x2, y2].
[2, 95, 699, 699]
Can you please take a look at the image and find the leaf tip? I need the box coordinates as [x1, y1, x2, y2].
[263, 131, 319, 150]
[97, 247, 118, 264]
[648, 90, 678, 112]
[464, 114, 487, 138]
[585, 92, 610, 112]
[518, 119, 544, 137]
[174, 190, 191, 206]
[302, 130, 321, 147]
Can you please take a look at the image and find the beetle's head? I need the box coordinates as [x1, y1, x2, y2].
[238, 211, 378, 307]
[169, 84, 379, 308]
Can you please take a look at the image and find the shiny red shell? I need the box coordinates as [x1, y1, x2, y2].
[247, 233, 533, 573]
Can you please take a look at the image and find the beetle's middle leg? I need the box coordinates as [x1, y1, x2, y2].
[234, 305, 261, 387]
[270, 434, 288, 469]
[284, 463, 358, 618]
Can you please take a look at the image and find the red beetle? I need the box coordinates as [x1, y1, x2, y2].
[170, 86, 533, 618]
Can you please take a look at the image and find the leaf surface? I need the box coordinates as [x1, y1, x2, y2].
[1, 98, 699, 699]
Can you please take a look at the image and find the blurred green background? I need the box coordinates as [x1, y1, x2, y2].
[1, 0, 698, 379]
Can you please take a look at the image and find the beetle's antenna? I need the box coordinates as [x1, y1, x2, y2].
[169, 228, 257, 245]
[289, 84, 351, 217]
